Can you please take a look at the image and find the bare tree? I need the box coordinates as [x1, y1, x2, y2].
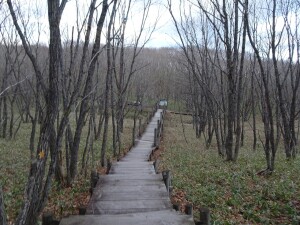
[7, 0, 67, 223]
[271, 0, 300, 159]
[119, 1, 156, 126]
[100, 0, 118, 167]
[245, 0, 277, 172]
[68, 0, 109, 182]
[168, 0, 248, 160]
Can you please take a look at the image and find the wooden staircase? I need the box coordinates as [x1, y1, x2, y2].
[60, 109, 195, 225]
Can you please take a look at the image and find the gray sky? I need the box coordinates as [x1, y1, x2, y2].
[58, 0, 179, 48]
[17, 0, 179, 48]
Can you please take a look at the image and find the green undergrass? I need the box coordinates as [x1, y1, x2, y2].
[160, 112, 300, 225]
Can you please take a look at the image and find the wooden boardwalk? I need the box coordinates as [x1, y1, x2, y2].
[60, 109, 194, 225]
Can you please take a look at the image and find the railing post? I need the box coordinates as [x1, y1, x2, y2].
[90, 170, 99, 195]
[147, 112, 150, 124]
[185, 204, 193, 215]
[162, 170, 171, 194]
[173, 204, 179, 211]
[42, 212, 53, 225]
[153, 159, 160, 174]
[106, 158, 112, 174]
[157, 120, 160, 133]
[153, 128, 157, 147]
[79, 206, 86, 215]
[138, 118, 142, 137]
[199, 208, 210, 225]
[132, 126, 135, 147]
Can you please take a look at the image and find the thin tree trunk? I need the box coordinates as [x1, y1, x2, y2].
[251, 72, 257, 150]
[69, 0, 109, 181]
[2, 96, 7, 138]
[233, 2, 247, 161]
[8, 0, 67, 222]
[0, 185, 7, 225]
[100, 0, 117, 167]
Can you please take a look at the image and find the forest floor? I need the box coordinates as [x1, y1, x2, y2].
[2, 109, 300, 224]
[0, 109, 147, 224]
[158, 112, 300, 225]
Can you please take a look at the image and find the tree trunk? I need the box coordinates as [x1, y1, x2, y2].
[100, 0, 117, 167]
[0, 185, 7, 225]
[233, 2, 247, 161]
[251, 71, 257, 150]
[2, 96, 7, 138]
[69, 0, 109, 182]
[8, 0, 66, 223]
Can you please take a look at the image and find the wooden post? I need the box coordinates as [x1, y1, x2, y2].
[79, 207, 86, 215]
[153, 128, 157, 147]
[138, 118, 142, 137]
[132, 126, 135, 147]
[162, 170, 171, 193]
[199, 208, 210, 225]
[106, 158, 112, 174]
[147, 112, 150, 124]
[173, 204, 179, 211]
[185, 204, 193, 215]
[42, 212, 53, 225]
[153, 159, 160, 174]
[90, 170, 99, 195]
[157, 119, 160, 138]
[157, 120, 161, 147]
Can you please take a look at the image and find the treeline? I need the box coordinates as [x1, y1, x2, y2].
[167, 0, 300, 172]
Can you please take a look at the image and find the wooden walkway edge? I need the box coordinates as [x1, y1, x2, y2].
[60, 109, 195, 225]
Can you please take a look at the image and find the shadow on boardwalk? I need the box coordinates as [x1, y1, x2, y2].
[60, 109, 194, 225]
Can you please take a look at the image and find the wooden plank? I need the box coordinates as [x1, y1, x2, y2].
[60, 109, 194, 225]
[87, 199, 171, 214]
[91, 190, 169, 201]
[92, 183, 167, 193]
[60, 210, 194, 225]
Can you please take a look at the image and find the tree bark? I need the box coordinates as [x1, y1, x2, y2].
[101, 0, 117, 167]
[69, 0, 109, 182]
[0, 185, 7, 225]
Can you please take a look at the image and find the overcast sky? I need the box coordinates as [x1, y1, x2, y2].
[0, 0, 181, 48]
[27, 0, 180, 48]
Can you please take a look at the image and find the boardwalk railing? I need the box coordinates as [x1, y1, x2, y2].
[153, 108, 166, 148]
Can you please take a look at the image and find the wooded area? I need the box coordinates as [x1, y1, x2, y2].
[0, 0, 299, 224]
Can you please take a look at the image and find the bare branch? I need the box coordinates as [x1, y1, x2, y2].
[0, 76, 30, 97]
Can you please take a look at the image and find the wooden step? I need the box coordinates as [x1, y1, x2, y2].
[60, 210, 195, 225]
[59, 109, 195, 225]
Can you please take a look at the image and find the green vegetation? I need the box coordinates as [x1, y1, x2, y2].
[0, 123, 32, 221]
[160, 112, 300, 225]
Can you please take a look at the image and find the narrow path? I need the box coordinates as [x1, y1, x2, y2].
[60, 109, 194, 225]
